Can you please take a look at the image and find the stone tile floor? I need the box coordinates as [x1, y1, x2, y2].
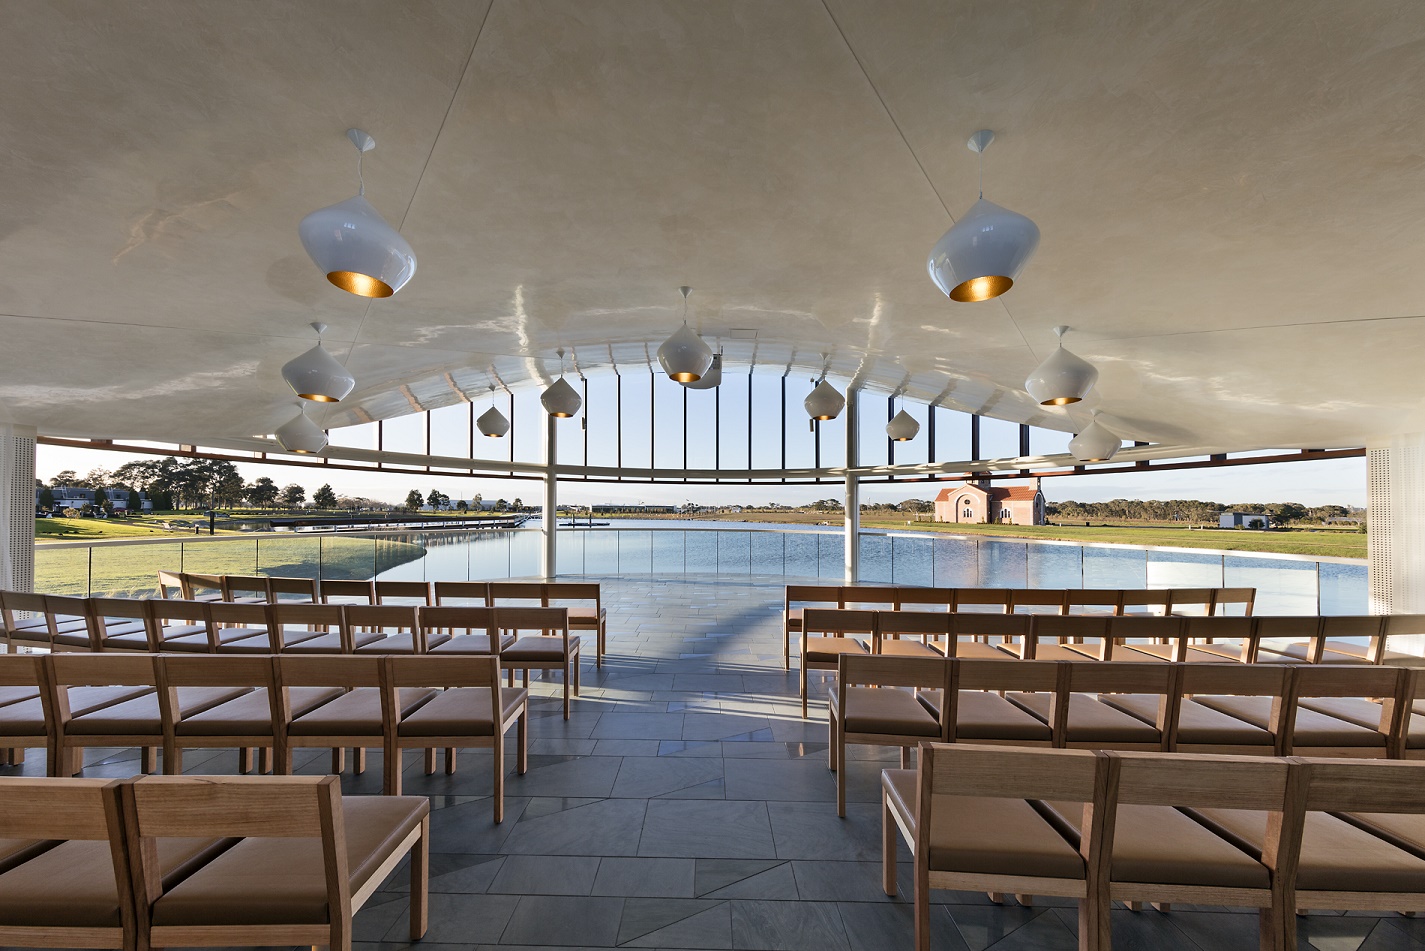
[14, 575, 1424, 950]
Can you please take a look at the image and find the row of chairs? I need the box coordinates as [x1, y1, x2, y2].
[783, 584, 1258, 668]
[828, 654, 1425, 816]
[883, 744, 1425, 951]
[0, 774, 428, 951]
[0, 651, 528, 819]
[3, 598, 581, 718]
[798, 609, 1424, 715]
[156, 573, 610, 665]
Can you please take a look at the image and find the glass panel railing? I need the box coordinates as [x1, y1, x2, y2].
[685, 530, 717, 573]
[817, 533, 844, 580]
[179, 539, 259, 578]
[257, 537, 322, 581]
[1082, 546, 1148, 589]
[1146, 549, 1225, 589]
[784, 532, 819, 579]
[509, 530, 541, 578]
[91, 541, 184, 597]
[36, 546, 90, 596]
[1026, 542, 1082, 588]
[318, 535, 376, 581]
[1226, 554, 1317, 615]
[1319, 561, 1368, 615]
[651, 530, 685, 575]
[858, 534, 893, 584]
[584, 529, 619, 576]
[717, 531, 751, 574]
[978, 540, 1027, 588]
[889, 535, 933, 587]
[750, 531, 785, 576]
[932, 537, 978, 587]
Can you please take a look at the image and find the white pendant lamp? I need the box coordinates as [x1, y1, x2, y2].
[1068, 412, 1120, 463]
[282, 321, 356, 403]
[682, 353, 722, 390]
[928, 130, 1040, 303]
[1025, 325, 1099, 406]
[886, 408, 920, 442]
[658, 286, 713, 383]
[541, 349, 582, 418]
[274, 403, 328, 454]
[298, 129, 417, 298]
[477, 384, 510, 437]
[804, 378, 846, 421]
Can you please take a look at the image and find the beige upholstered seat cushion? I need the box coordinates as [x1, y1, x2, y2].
[1196, 808, 1425, 892]
[918, 690, 1053, 742]
[355, 632, 450, 654]
[835, 687, 939, 737]
[398, 687, 528, 737]
[278, 630, 348, 653]
[568, 606, 606, 625]
[1115, 644, 1234, 663]
[882, 769, 1082, 879]
[1105, 694, 1273, 747]
[1264, 642, 1370, 664]
[1011, 692, 1161, 744]
[430, 632, 518, 654]
[802, 636, 868, 663]
[177, 687, 344, 736]
[877, 638, 940, 658]
[0, 839, 54, 875]
[0, 836, 228, 928]
[503, 635, 572, 662]
[1041, 801, 1267, 888]
[286, 687, 436, 737]
[785, 607, 804, 630]
[1340, 813, 1425, 857]
[152, 796, 428, 927]
[67, 687, 251, 737]
[0, 686, 38, 708]
[1015, 644, 1099, 662]
[934, 640, 1012, 660]
[1193, 695, 1385, 748]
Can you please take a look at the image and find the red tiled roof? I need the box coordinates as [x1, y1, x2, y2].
[933, 483, 1038, 502]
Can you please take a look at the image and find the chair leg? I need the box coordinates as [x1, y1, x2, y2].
[800, 666, 809, 718]
[142, 746, 158, 775]
[881, 796, 897, 896]
[784, 631, 790, 670]
[1078, 897, 1109, 951]
[445, 748, 457, 775]
[353, 747, 367, 774]
[409, 816, 430, 940]
[163, 742, 180, 776]
[493, 737, 505, 823]
[423, 748, 436, 775]
[900, 746, 911, 769]
[563, 663, 571, 720]
[573, 655, 581, 695]
[517, 713, 528, 774]
[276, 745, 293, 775]
[597, 624, 605, 669]
[836, 732, 848, 818]
[828, 707, 838, 771]
[384, 745, 402, 796]
[332, 746, 346, 774]
[259, 746, 273, 774]
[238, 747, 253, 774]
[914, 858, 931, 951]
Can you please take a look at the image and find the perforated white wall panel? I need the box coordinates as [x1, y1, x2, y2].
[6, 431, 33, 592]
[1369, 446, 1392, 614]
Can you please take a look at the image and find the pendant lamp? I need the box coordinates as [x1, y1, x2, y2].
[298, 129, 417, 298]
[1025, 325, 1099, 406]
[682, 353, 722, 390]
[541, 349, 582, 418]
[804, 378, 846, 421]
[274, 403, 328, 454]
[1068, 412, 1120, 463]
[658, 286, 713, 382]
[282, 322, 356, 403]
[886, 408, 920, 441]
[477, 384, 510, 437]
[927, 130, 1040, 303]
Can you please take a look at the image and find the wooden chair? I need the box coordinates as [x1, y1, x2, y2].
[144, 600, 217, 652]
[829, 653, 949, 816]
[219, 575, 268, 604]
[204, 602, 277, 653]
[0, 654, 51, 767]
[1251, 616, 1321, 664]
[0, 778, 137, 950]
[498, 606, 579, 720]
[1126, 663, 1286, 755]
[882, 743, 1109, 951]
[545, 582, 608, 668]
[383, 655, 529, 819]
[875, 610, 949, 658]
[892, 586, 955, 613]
[155, 571, 186, 600]
[931, 658, 1056, 747]
[1382, 615, 1425, 666]
[373, 580, 433, 605]
[1010, 588, 1068, 616]
[345, 604, 440, 654]
[433, 580, 490, 606]
[782, 584, 844, 670]
[318, 578, 376, 605]
[122, 774, 430, 950]
[267, 602, 348, 653]
[939, 613, 1031, 659]
[1027, 661, 1175, 751]
[0, 591, 73, 653]
[41, 595, 99, 651]
[87, 598, 155, 651]
[265, 575, 318, 604]
[1014, 616, 1110, 661]
[158, 654, 279, 776]
[951, 588, 1013, 614]
[840, 585, 898, 612]
[177, 573, 226, 603]
[1213, 587, 1257, 616]
[1181, 615, 1257, 663]
[1119, 589, 1171, 617]
[799, 608, 873, 718]
[422, 605, 514, 655]
[1166, 588, 1217, 617]
[1283, 665, 1406, 757]
[1065, 589, 1123, 617]
[1297, 615, 1395, 665]
[1102, 615, 1186, 662]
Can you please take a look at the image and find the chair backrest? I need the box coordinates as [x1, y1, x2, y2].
[45, 594, 94, 646]
[1109, 749, 1293, 813]
[952, 588, 1012, 612]
[385, 654, 499, 690]
[0, 590, 49, 633]
[1255, 616, 1321, 662]
[271, 602, 344, 628]
[785, 584, 842, 609]
[207, 600, 271, 628]
[1010, 589, 1068, 614]
[497, 606, 569, 634]
[343, 604, 419, 633]
[158, 654, 273, 691]
[1213, 587, 1257, 616]
[374, 580, 432, 605]
[893, 587, 955, 611]
[1119, 589, 1171, 615]
[1295, 757, 1425, 814]
[89, 596, 150, 624]
[803, 608, 876, 638]
[0, 776, 124, 840]
[1108, 615, 1185, 657]
[318, 579, 375, 604]
[949, 612, 1030, 648]
[878, 610, 953, 639]
[840, 585, 897, 610]
[1184, 615, 1253, 642]
[1029, 615, 1108, 657]
[433, 580, 490, 605]
[953, 656, 1059, 693]
[1319, 615, 1385, 657]
[181, 573, 225, 600]
[156, 571, 184, 599]
[838, 652, 949, 691]
[1067, 659, 1177, 699]
[266, 576, 319, 601]
[275, 654, 382, 688]
[1291, 663, 1404, 701]
[0, 653, 45, 688]
[222, 575, 269, 601]
[1065, 588, 1123, 614]
[1166, 588, 1217, 616]
[418, 605, 496, 637]
[1179, 661, 1291, 699]
[49, 652, 158, 688]
[544, 582, 600, 605]
[148, 599, 210, 626]
[489, 581, 548, 604]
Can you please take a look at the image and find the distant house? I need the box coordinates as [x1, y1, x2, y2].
[37, 486, 150, 513]
[593, 503, 677, 514]
[933, 479, 1045, 526]
[1220, 511, 1271, 529]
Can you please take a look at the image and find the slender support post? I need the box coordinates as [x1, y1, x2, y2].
[542, 414, 557, 578]
[845, 387, 860, 584]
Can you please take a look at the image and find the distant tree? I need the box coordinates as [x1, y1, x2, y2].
[472, 493, 483, 509]
[312, 484, 338, 509]
[82, 468, 113, 491]
[455, 499, 469, 512]
[214, 468, 246, 509]
[404, 490, 424, 511]
[38, 487, 54, 510]
[513, 498, 523, 511]
[427, 489, 446, 510]
[494, 498, 508, 512]
[279, 484, 306, 509]
[50, 470, 77, 488]
[126, 489, 142, 512]
[245, 477, 279, 510]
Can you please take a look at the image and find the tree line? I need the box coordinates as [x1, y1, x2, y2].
[44, 461, 384, 513]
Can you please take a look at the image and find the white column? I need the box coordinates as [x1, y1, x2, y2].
[0, 426, 35, 592]
[1367, 435, 1425, 655]
[844, 387, 859, 584]
[541, 414, 557, 579]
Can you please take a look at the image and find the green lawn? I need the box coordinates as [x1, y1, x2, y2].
[35, 518, 199, 541]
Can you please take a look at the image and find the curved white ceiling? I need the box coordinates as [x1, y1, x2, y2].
[2, 1, 1423, 457]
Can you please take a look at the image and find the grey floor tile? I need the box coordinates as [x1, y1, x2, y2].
[838, 901, 970, 951]
[640, 800, 776, 859]
[498, 895, 625, 946]
[682, 714, 774, 742]
[943, 903, 1042, 951]
[592, 857, 698, 898]
[730, 899, 850, 951]
[792, 860, 906, 902]
[592, 713, 688, 740]
[766, 801, 885, 861]
[511, 753, 623, 798]
[619, 898, 732, 947]
[612, 755, 725, 798]
[399, 893, 520, 944]
[489, 854, 601, 896]
[700, 861, 798, 900]
[502, 798, 648, 857]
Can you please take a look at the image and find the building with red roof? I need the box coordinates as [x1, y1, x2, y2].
[933, 479, 1045, 526]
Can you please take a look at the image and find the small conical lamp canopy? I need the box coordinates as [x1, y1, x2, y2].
[1068, 414, 1120, 463]
[681, 353, 722, 390]
[274, 405, 328, 454]
[886, 409, 920, 441]
[477, 404, 510, 437]
[282, 322, 355, 403]
[541, 377, 582, 418]
[1025, 326, 1099, 406]
[804, 379, 846, 421]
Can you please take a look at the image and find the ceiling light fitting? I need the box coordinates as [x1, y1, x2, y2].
[298, 128, 417, 298]
[1025, 325, 1099, 406]
[541, 348, 582, 418]
[1068, 411, 1121, 463]
[282, 321, 356, 403]
[886, 405, 920, 441]
[477, 383, 510, 437]
[274, 403, 328, 454]
[658, 286, 713, 383]
[928, 129, 1040, 303]
[804, 378, 846, 422]
[682, 352, 723, 390]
